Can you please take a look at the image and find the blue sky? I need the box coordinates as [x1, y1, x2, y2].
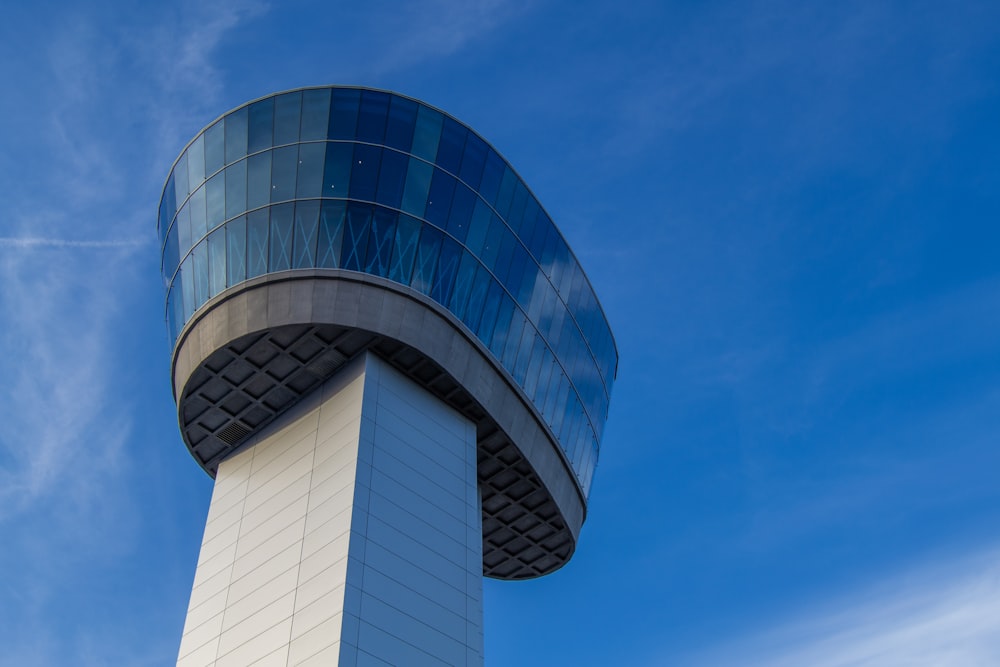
[1, 0, 999, 665]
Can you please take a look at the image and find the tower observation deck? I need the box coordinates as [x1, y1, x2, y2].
[161, 87, 617, 666]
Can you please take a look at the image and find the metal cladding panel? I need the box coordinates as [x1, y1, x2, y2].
[177, 353, 483, 667]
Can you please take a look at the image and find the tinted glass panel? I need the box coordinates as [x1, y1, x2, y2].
[349, 144, 381, 201]
[411, 105, 442, 161]
[273, 92, 302, 145]
[300, 88, 331, 141]
[446, 184, 476, 243]
[316, 201, 346, 268]
[356, 90, 389, 144]
[206, 172, 225, 230]
[375, 149, 407, 209]
[478, 150, 504, 205]
[296, 143, 325, 198]
[329, 89, 360, 140]
[385, 96, 417, 151]
[341, 203, 371, 271]
[435, 117, 466, 175]
[292, 200, 319, 269]
[323, 142, 353, 197]
[269, 203, 293, 271]
[246, 209, 269, 278]
[465, 198, 491, 256]
[226, 215, 247, 287]
[247, 151, 271, 210]
[204, 121, 225, 175]
[225, 107, 248, 164]
[431, 236, 461, 305]
[248, 99, 274, 152]
[208, 226, 226, 297]
[388, 214, 421, 284]
[459, 133, 487, 189]
[187, 135, 205, 189]
[225, 160, 247, 219]
[189, 186, 207, 241]
[424, 169, 455, 229]
[449, 251, 478, 320]
[364, 207, 396, 277]
[400, 157, 432, 217]
[270, 145, 298, 202]
[411, 225, 443, 295]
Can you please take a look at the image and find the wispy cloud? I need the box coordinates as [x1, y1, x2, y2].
[0, 237, 146, 249]
[683, 545, 1000, 666]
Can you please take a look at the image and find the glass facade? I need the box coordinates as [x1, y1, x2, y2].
[159, 87, 617, 496]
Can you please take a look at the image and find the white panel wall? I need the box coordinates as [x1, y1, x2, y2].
[176, 352, 483, 667]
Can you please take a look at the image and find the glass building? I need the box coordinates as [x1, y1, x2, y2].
[162, 87, 617, 666]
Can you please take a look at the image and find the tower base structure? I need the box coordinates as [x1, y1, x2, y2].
[177, 352, 484, 666]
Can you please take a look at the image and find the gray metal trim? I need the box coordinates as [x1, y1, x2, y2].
[170, 270, 587, 579]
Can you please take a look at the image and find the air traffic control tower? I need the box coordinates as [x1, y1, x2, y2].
[160, 87, 617, 666]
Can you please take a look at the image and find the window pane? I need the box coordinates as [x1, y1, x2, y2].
[400, 157, 432, 217]
[410, 225, 443, 295]
[225, 107, 248, 164]
[480, 215, 504, 269]
[477, 278, 503, 347]
[187, 135, 205, 190]
[269, 203, 293, 271]
[492, 231, 516, 286]
[341, 203, 371, 271]
[189, 185, 207, 242]
[225, 160, 247, 219]
[174, 153, 189, 208]
[435, 117, 466, 175]
[478, 149, 504, 205]
[323, 142, 353, 197]
[507, 181, 528, 233]
[316, 201, 346, 268]
[181, 257, 195, 322]
[446, 183, 475, 243]
[296, 143, 325, 198]
[177, 204, 192, 259]
[246, 208, 269, 278]
[448, 251, 478, 321]
[248, 98, 274, 153]
[462, 264, 491, 333]
[292, 200, 320, 269]
[385, 96, 417, 151]
[364, 207, 396, 277]
[489, 295, 515, 360]
[205, 172, 225, 230]
[495, 166, 517, 217]
[274, 91, 302, 145]
[459, 133, 487, 190]
[375, 149, 407, 209]
[300, 88, 331, 141]
[227, 215, 247, 287]
[329, 88, 360, 140]
[247, 151, 272, 210]
[388, 214, 421, 284]
[349, 144, 381, 202]
[411, 105, 442, 161]
[424, 169, 455, 229]
[204, 120, 225, 175]
[208, 226, 226, 297]
[464, 198, 491, 255]
[356, 90, 389, 144]
[192, 240, 209, 311]
[163, 222, 180, 282]
[270, 145, 298, 203]
[431, 236, 461, 305]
